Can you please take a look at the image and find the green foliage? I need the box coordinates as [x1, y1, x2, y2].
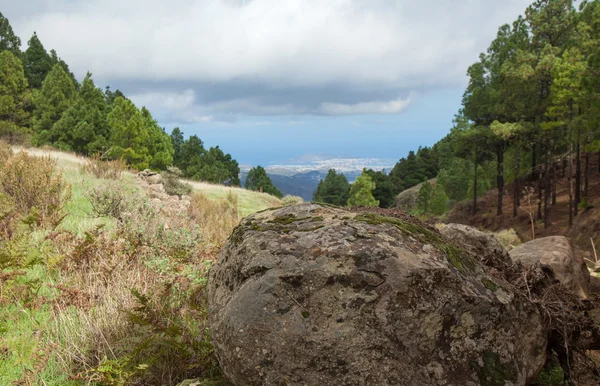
[347, 170, 379, 207]
[23, 32, 52, 89]
[108, 97, 150, 169]
[171, 127, 185, 166]
[0, 51, 30, 140]
[313, 169, 350, 206]
[141, 107, 174, 170]
[417, 180, 433, 213]
[430, 183, 449, 216]
[436, 158, 472, 202]
[245, 165, 282, 198]
[173, 134, 240, 185]
[389, 147, 439, 193]
[365, 169, 396, 208]
[53, 73, 110, 153]
[33, 63, 76, 145]
[0, 12, 21, 56]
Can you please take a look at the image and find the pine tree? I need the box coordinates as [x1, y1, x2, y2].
[179, 135, 206, 176]
[313, 169, 350, 206]
[49, 49, 78, 87]
[430, 183, 449, 216]
[141, 107, 174, 170]
[23, 32, 52, 89]
[107, 97, 150, 169]
[52, 72, 110, 153]
[0, 51, 30, 139]
[33, 63, 76, 145]
[347, 171, 379, 207]
[417, 180, 433, 213]
[170, 127, 185, 167]
[0, 12, 21, 56]
[365, 169, 396, 208]
[246, 166, 282, 198]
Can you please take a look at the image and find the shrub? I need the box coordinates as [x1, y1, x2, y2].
[282, 195, 304, 206]
[189, 192, 240, 247]
[162, 167, 192, 196]
[87, 183, 131, 220]
[0, 140, 13, 167]
[492, 228, 521, 249]
[0, 151, 71, 226]
[81, 153, 127, 180]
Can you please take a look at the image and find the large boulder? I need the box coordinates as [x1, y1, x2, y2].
[509, 236, 590, 299]
[208, 204, 547, 386]
[439, 223, 512, 272]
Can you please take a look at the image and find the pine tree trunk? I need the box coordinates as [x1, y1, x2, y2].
[569, 125, 573, 228]
[497, 144, 504, 216]
[537, 142, 543, 221]
[585, 135, 590, 200]
[473, 156, 478, 215]
[553, 129, 558, 205]
[544, 131, 551, 228]
[513, 151, 520, 218]
[575, 132, 581, 216]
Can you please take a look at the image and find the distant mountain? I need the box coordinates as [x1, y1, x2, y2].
[240, 156, 395, 201]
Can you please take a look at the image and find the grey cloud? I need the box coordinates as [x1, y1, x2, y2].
[5, 0, 532, 119]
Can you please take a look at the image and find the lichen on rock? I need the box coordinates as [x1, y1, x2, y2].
[208, 203, 547, 385]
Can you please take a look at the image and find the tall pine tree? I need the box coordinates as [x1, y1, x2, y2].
[24, 32, 52, 89]
[33, 63, 76, 145]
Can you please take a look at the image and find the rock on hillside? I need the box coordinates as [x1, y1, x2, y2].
[208, 203, 546, 385]
[395, 178, 435, 212]
[509, 236, 591, 299]
[439, 223, 512, 272]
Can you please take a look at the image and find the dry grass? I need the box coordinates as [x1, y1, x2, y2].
[185, 179, 282, 217]
[492, 228, 522, 249]
[282, 195, 304, 206]
[189, 191, 241, 247]
[80, 154, 127, 180]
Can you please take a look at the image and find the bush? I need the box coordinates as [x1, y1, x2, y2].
[87, 183, 131, 220]
[282, 195, 304, 206]
[0, 151, 71, 226]
[162, 167, 192, 196]
[81, 153, 127, 180]
[189, 191, 240, 247]
[492, 228, 521, 249]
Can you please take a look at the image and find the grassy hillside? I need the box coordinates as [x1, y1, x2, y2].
[0, 145, 281, 385]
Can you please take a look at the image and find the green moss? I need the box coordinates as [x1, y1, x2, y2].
[311, 216, 324, 222]
[267, 214, 310, 225]
[474, 351, 518, 386]
[533, 363, 564, 385]
[354, 213, 476, 275]
[301, 310, 310, 318]
[481, 278, 499, 292]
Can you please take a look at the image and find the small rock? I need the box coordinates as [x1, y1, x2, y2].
[509, 236, 590, 299]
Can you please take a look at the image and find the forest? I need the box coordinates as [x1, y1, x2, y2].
[315, 0, 600, 231]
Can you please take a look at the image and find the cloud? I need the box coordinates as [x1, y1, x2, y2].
[320, 95, 412, 115]
[5, 0, 533, 120]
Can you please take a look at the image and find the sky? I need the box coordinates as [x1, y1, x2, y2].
[3, 0, 533, 165]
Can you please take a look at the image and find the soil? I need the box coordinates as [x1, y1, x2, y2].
[447, 153, 600, 259]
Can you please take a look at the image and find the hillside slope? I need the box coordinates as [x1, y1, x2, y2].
[447, 155, 600, 256]
[15, 146, 283, 217]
